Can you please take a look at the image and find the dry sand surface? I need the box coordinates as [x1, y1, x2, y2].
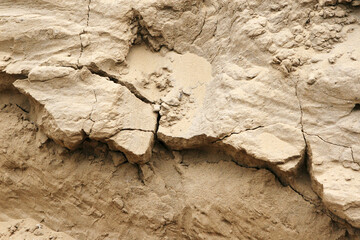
[0, 0, 360, 239]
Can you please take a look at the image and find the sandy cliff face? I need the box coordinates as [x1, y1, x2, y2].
[0, 0, 360, 239]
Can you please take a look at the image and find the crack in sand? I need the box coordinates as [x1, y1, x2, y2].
[211, 125, 265, 143]
[77, 0, 92, 67]
[306, 133, 359, 167]
[88, 69, 153, 104]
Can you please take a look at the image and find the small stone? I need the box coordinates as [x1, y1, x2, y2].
[113, 197, 124, 209]
[166, 98, 180, 107]
[153, 104, 161, 112]
[161, 102, 170, 110]
[307, 78, 316, 85]
[163, 212, 174, 221]
[182, 88, 191, 96]
[34, 229, 44, 236]
[294, 35, 303, 43]
[307, 73, 317, 85]
[328, 57, 336, 64]
[311, 57, 322, 63]
[304, 40, 311, 48]
[246, 68, 260, 79]
[351, 163, 360, 171]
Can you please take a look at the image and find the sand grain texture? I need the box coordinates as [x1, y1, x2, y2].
[0, 0, 360, 239]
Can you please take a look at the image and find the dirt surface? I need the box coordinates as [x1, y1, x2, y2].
[1, 0, 360, 239]
[0, 99, 351, 239]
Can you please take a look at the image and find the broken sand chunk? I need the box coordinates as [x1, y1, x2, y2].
[13, 67, 157, 163]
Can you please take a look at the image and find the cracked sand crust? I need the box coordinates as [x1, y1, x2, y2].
[0, 0, 360, 238]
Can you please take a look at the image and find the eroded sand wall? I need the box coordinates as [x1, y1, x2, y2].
[0, 0, 360, 239]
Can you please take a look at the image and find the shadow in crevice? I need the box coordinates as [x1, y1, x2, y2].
[352, 103, 360, 112]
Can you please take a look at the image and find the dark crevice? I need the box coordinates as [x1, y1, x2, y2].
[77, 136, 130, 166]
[288, 184, 317, 207]
[211, 125, 264, 143]
[294, 81, 305, 134]
[333, 103, 360, 120]
[88, 68, 153, 104]
[304, 9, 312, 26]
[16, 104, 29, 113]
[230, 157, 291, 188]
[286, 153, 321, 208]
[321, 1, 360, 7]
[86, 0, 91, 27]
[131, 9, 174, 53]
[117, 128, 154, 133]
[0, 72, 28, 80]
[155, 138, 174, 154]
[131, 9, 149, 46]
[350, 147, 358, 166]
[352, 103, 360, 112]
[154, 113, 161, 140]
[294, 80, 310, 176]
[120, 151, 129, 163]
[230, 158, 261, 170]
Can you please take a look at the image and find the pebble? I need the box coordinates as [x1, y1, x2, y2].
[153, 104, 161, 112]
[328, 57, 336, 64]
[113, 197, 124, 209]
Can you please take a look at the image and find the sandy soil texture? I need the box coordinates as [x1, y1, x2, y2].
[0, 0, 360, 239]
